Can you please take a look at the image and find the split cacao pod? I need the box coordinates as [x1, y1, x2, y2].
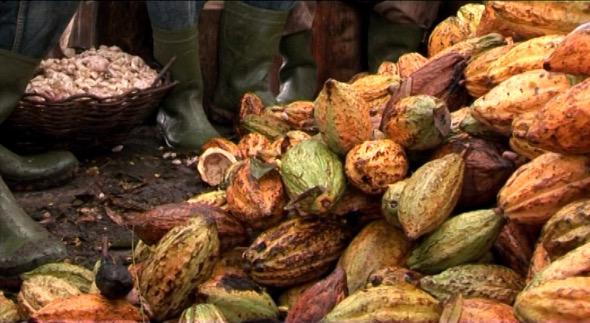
[197, 147, 238, 187]
[201, 137, 241, 159]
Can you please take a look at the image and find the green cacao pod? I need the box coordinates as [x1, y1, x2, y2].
[279, 139, 346, 216]
[21, 262, 94, 293]
[322, 283, 441, 323]
[140, 216, 219, 321]
[338, 220, 411, 293]
[18, 275, 82, 316]
[197, 274, 278, 323]
[527, 241, 590, 290]
[179, 304, 228, 323]
[381, 95, 451, 151]
[420, 264, 525, 304]
[408, 209, 505, 274]
[243, 218, 349, 287]
[514, 277, 590, 323]
[314, 78, 372, 155]
[540, 199, 590, 260]
[398, 153, 465, 239]
[381, 180, 407, 228]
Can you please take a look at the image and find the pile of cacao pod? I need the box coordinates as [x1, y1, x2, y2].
[4, 1, 590, 322]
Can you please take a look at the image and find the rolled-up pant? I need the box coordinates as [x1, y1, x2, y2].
[0, 1, 296, 58]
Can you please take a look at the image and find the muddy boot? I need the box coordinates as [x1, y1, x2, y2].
[0, 50, 78, 190]
[276, 30, 317, 104]
[0, 176, 66, 276]
[367, 13, 424, 73]
[211, 1, 289, 125]
[153, 26, 219, 150]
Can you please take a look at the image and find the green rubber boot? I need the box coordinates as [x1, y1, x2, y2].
[153, 25, 220, 150]
[276, 30, 318, 104]
[0, 176, 66, 276]
[0, 49, 78, 190]
[367, 13, 425, 73]
[211, 1, 289, 125]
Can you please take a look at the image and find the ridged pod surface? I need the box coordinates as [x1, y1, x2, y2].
[431, 32, 505, 62]
[516, 77, 590, 154]
[457, 4, 485, 35]
[527, 241, 590, 290]
[382, 95, 451, 151]
[408, 209, 505, 274]
[366, 266, 422, 288]
[314, 79, 372, 155]
[509, 136, 547, 161]
[476, 1, 590, 41]
[197, 274, 278, 323]
[471, 69, 573, 136]
[440, 295, 518, 323]
[188, 190, 227, 209]
[226, 159, 285, 230]
[240, 113, 291, 140]
[486, 35, 564, 85]
[350, 74, 399, 106]
[398, 153, 465, 239]
[397, 52, 428, 78]
[540, 199, 590, 260]
[243, 218, 349, 288]
[498, 152, 590, 225]
[179, 304, 227, 323]
[420, 264, 524, 304]
[21, 262, 94, 293]
[238, 92, 265, 123]
[32, 294, 142, 322]
[428, 17, 472, 58]
[279, 139, 345, 216]
[322, 283, 441, 323]
[381, 180, 407, 228]
[377, 61, 400, 77]
[514, 277, 590, 323]
[140, 216, 219, 321]
[237, 132, 271, 160]
[464, 44, 514, 98]
[545, 23, 590, 76]
[526, 243, 551, 284]
[268, 101, 315, 131]
[338, 220, 411, 293]
[18, 275, 82, 316]
[344, 139, 408, 194]
[201, 137, 242, 159]
[0, 292, 21, 322]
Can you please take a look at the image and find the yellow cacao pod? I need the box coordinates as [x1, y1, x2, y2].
[428, 16, 472, 58]
[397, 52, 428, 78]
[540, 199, 590, 260]
[464, 44, 514, 98]
[18, 275, 82, 317]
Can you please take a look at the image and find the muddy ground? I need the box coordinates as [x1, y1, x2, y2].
[13, 126, 208, 269]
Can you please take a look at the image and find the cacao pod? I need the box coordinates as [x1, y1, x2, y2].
[237, 132, 271, 160]
[240, 113, 291, 140]
[509, 136, 547, 161]
[476, 1, 590, 41]
[344, 139, 408, 194]
[132, 240, 153, 264]
[314, 78, 372, 155]
[339, 220, 411, 293]
[514, 277, 590, 323]
[0, 291, 22, 322]
[420, 264, 524, 304]
[431, 32, 506, 61]
[540, 199, 590, 260]
[457, 3, 485, 35]
[197, 273, 278, 323]
[18, 275, 82, 316]
[515, 77, 590, 154]
[366, 266, 422, 288]
[377, 60, 400, 77]
[381, 95, 451, 151]
[267, 101, 315, 131]
[381, 180, 407, 228]
[527, 241, 590, 290]
[226, 158, 285, 230]
[243, 218, 349, 287]
[279, 139, 345, 216]
[498, 152, 590, 225]
[259, 130, 312, 164]
[331, 187, 382, 218]
[440, 294, 518, 323]
[277, 280, 316, 315]
[398, 153, 465, 239]
[408, 209, 505, 274]
[32, 293, 142, 322]
[545, 22, 590, 76]
[460, 109, 503, 140]
[493, 221, 534, 277]
[197, 147, 238, 187]
[140, 216, 219, 321]
[201, 137, 241, 159]
[285, 266, 348, 323]
[526, 243, 551, 284]
[464, 44, 514, 98]
[350, 74, 399, 106]
[471, 69, 574, 136]
[432, 134, 515, 209]
[428, 17, 472, 58]
[21, 262, 94, 293]
[397, 52, 427, 78]
[486, 35, 564, 85]
[127, 202, 245, 251]
[180, 304, 228, 323]
[238, 92, 265, 123]
[322, 283, 441, 323]
[188, 190, 227, 209]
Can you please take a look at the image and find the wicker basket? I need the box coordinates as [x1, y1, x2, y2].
[1, 58, 178, 153]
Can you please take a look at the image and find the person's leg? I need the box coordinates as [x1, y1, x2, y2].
[0, 1, 79, 188]
[276, 1, 318, 104]
[367, 0, 440, 72]
[147, 1, 219, 150]
[210, 0, 294, 125]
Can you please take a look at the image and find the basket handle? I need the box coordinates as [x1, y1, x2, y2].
[151, 56, 176, 87]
